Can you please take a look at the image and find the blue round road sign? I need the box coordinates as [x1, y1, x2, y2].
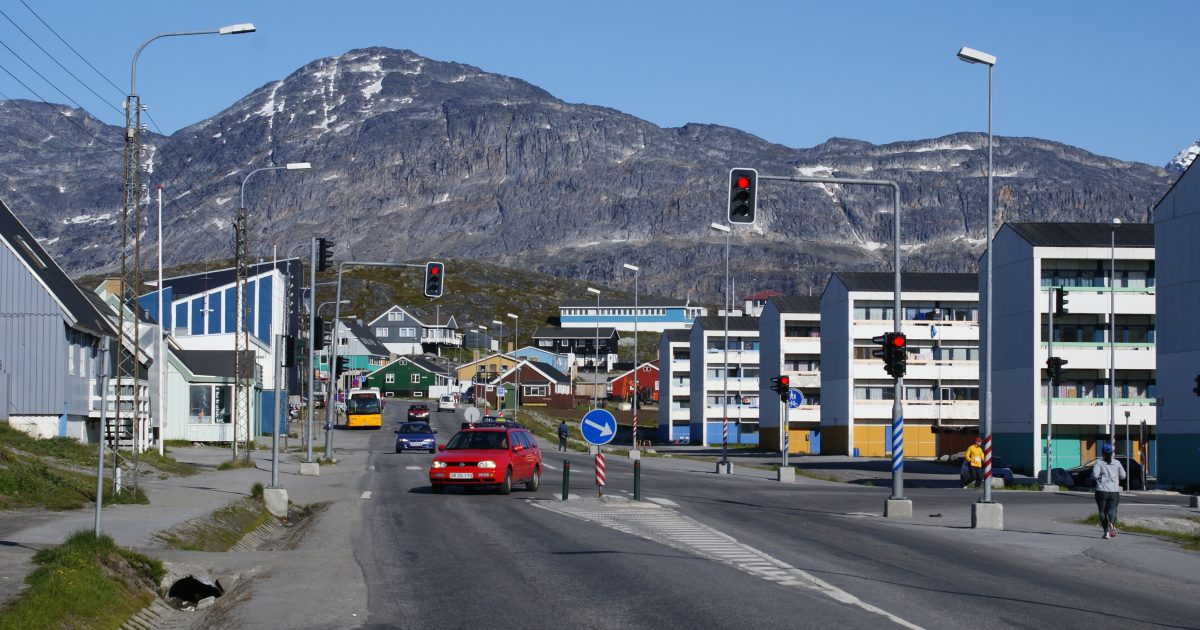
[580, 409, 617, 446]
[787, 389, 805, 409]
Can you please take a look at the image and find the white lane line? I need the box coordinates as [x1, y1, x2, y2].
[646, 497, 679, 507]
[542, 463, 558, 471]
[369, 465, 375, 471]
[360, 491, 372, 499]
[405, 466, 421, 471]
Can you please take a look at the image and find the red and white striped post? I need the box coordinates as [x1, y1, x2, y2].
[595, 453, 606, 497]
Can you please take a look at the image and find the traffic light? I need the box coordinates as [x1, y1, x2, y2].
[1046, 356, 1068, 382]
[283, 334, 296, 368]
[335, 355, 349, 375]
[871, 332, 908, 378]
[770, 375, 791, 403]
[317, 238, 334, 272]
[1054, 287, 1069, 318]
[1193, 374, 1200, 397]
[424, 261, 444, 298]
[312, 316, 325, 351]
[727, 168, 758, 225]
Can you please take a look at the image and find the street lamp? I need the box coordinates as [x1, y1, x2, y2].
[587, 287, 602, 409]
[957, 45, 997, 503]
[710, 222, 732, 472]
[492, 320, 505, 354]
[477, 325, 488, 351]
[1110, 218, 1121, 448]
[240, 162, 312, 487]
[507, 313, 519, 417]
[623, 263, 640, 451]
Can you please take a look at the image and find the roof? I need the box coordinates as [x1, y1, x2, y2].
[692, 316, 759, 331]
[560, 297, 689, 308]
[369, 305, 458, 328]
[407, 354, 449, 375]
[342, 320, 390, 356]
[513, 360, 570, 383]
[456, 353, 517, 371]
[158, 258, 302, 300]
[533, 326, 618, 339]
[175, 349, 254, 378]
[744, 290, 782, 302]
[663, 329, 691, 343]
[834, 272, 978, 293]
[1004, 222, 1154, 248]
[768, 295, 821, 313]
[0, 199, 116, 338]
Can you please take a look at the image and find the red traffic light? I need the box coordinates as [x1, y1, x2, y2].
[736, 176, 750, 189]
[891, 335, 906, 348]
[779, 375, 789, 387]
[430, 266, 439, 275]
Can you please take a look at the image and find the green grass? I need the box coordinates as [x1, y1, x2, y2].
[250, 482, 264, 500]
[162, 439, 194, 448]
[0, 424, 97, 468]
[518, 410, 589, 453]
[316, 457, 337, 466]
[0, 447, 147, 510]
[156, 498, 273, 552]
[122, 450, 199, 477]
[1081, 514, 1200, 551]
[0, 530, 163, 629]
[217, 458, 257, 471]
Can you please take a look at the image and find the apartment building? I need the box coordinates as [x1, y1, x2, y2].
[820, 272, 980, 458]
[559, 298, 707, 333]
[758, 296, 822, 454]
[658, 330, 692, 443]
[989, 222, 1156, 477]
[689, 316, 761, 446]
[1154, 164, 1200, 487]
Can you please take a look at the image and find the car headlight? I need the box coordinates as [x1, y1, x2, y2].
[398, 439, 409, 443]
[431, 461, 447, 469]
[477, 461, 496, 469]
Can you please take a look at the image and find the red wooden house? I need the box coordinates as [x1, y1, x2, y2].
[608, 361, 659, 403]
[480, 360, 575, 409]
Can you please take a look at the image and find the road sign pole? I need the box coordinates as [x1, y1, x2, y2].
[781, 397, 789, 468]
[595, 453, 606, 497]
[562, 460, 570, 501]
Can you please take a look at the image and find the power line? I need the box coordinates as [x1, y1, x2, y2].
[18, 0, 124, 96]
[0, 62, 119, 155]
[0, 36, 112, 125]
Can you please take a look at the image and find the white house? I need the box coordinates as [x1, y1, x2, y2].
[689, 316, 760, 446]
[657, 330, 691, 443]
[758, 296, 822, 454]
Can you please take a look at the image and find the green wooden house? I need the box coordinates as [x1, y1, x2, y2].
[365, 355, 450, 399]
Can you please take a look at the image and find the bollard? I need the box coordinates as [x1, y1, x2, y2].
[562, 460, 570, 501]
[634, 459, 642, 501]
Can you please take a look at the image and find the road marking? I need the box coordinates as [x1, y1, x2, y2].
[369, 465, 375, 471]
[534, 502, 924, 629]
[360, 491, 372, 499]
[405, 466, 421, 471]
[542, 463, 558, 470]
[645, 497, 679, 507]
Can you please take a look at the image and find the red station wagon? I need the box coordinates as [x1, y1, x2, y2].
[429, 423, 541, 494]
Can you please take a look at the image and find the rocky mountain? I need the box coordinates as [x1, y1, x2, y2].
[1166, 140, 1199, 173]
[0, 47, 1177, 303]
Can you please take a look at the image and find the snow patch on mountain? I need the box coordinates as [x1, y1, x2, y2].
[1166, 140, 1199, 173]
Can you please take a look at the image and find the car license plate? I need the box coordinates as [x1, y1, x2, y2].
[449, 472, 473, 479]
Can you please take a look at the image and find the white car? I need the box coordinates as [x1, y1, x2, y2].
[438, 395, 456, 412]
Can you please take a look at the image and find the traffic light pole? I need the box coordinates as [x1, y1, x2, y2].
[758, 174, 907, 513]
[325, 261, 427, 460]
[1045, 289, 1055, 485]
[307, 238, 317, 463]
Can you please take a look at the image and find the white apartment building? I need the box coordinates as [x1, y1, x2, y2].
[689, 316, 760, 446]
[1154, 164, 1200, 488]
[758, 296, 821, 454]
[821, 272, 980, 459]
[657, 329, 692, 443]
[989, 222, 1156, 478]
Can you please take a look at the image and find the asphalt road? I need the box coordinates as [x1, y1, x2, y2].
[353, 403, 1200, 629]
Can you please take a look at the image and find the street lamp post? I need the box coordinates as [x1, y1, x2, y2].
[623, 263, 640, 451]
[493, 320, 505, 354]
[477, 325, 487, 351]
[587, 288, 602, 409]
[507, 313, 518, 417]
[957, 45, 998, 504]
[710, 223, 732, 473]
[155, 186, 165, 457]
[1110, 218, 1121, 448]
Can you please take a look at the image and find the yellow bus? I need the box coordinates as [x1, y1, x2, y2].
[346, 388, 383, 429]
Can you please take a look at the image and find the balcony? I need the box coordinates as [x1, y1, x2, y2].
[421, 330, 463, 347]
[705, 404, 760, 420]
[1042, 343, 1155, 371]
[1048, 287, 1154, 316]
[704, 377, 759, 391]
[1039, 398, 1156, 426]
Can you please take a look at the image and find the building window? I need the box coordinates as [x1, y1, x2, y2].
[376, 328, 388, 338]
[385, 373, 395, 384]
[411, 374, 421, 384]
[388, 312, 403, 321]
[524, 384, 548, 397]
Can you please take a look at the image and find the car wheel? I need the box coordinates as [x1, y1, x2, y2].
[395, 448, 401, 454]
[431, 484, 444, 494]
[499, 469, 512, 495]
[526, 468, 540, 492]
[429, 448, 436, 454]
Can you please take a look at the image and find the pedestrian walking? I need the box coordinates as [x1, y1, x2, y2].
[557, 420, 569, 452]
[964, 436, 985, 489]
[1093, 442, 1126, 539]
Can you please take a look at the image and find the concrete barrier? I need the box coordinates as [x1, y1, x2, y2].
[299, 463, 320, 476]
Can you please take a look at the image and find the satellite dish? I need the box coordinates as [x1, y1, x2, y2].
[464, 407, 481, 423]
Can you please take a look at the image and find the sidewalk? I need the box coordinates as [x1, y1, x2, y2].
[0, 429, 374, 613]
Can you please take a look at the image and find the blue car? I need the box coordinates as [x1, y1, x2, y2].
[395, 422, 438, 453]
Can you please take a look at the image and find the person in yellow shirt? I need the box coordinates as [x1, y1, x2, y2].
[964, 436, 985, 489]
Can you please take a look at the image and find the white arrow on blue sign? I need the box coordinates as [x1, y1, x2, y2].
[787, 389, 805, 409]
[580, 408, 617, 446]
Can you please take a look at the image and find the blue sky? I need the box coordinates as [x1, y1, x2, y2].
[1, 1, 1196, 166]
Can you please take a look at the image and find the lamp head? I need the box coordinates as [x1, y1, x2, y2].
[956, 46, 996, 66]
[622, 263, 639, 272]
[286, 162, 312, 170]
[219, 23, 256, 35]
[709, 222, 730, 233]
[506, 313, 518, 320]
[586, 287, 601, 295]
[1112, 218, 1122, 226]
[492, 320, 503, 326]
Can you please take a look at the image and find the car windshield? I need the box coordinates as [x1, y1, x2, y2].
[347, 396, 380, 414]
[446, 431, 508, 450]
[399, 423, 432, 435]
[991, 457, 1007, 469]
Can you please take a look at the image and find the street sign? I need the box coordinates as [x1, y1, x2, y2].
[463, 407, 481, 424]
[580, 409, 617, 446]
[787, 389, 805, 409]
[496, 385, 507, 398]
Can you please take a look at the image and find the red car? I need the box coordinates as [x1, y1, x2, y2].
[407, 404, 430, 422]
[429, 423, 541, 494]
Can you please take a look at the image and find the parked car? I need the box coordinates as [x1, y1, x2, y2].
[312, 393, 326, 409]
[407, 404, 431, 422]
[1065, 456, 1146, 491]
[438, 395, 456, 412]
[960, 456, 1015, 486]
[395, 422, 437, 453]
[429, 422, 541, 494]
